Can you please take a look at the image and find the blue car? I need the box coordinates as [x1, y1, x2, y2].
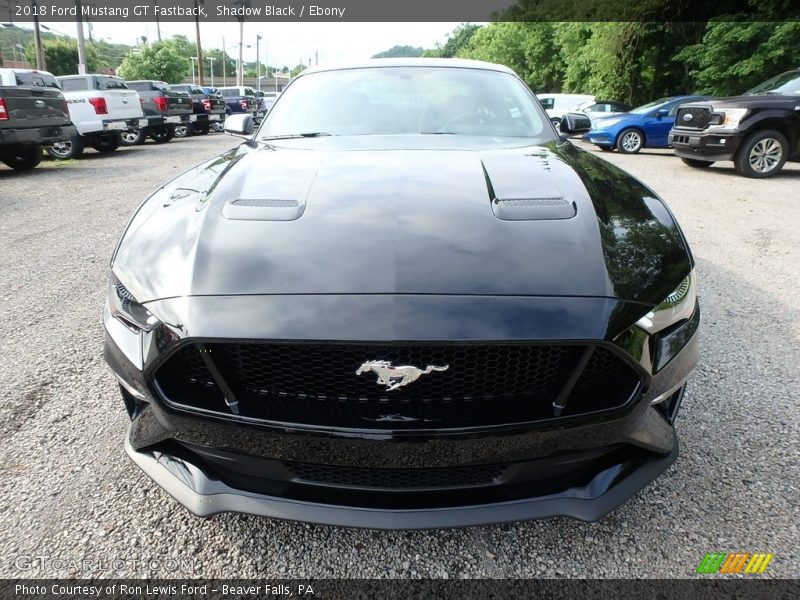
[584, 95, 709, 153]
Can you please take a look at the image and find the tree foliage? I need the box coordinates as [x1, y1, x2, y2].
[453, 17, 799, 105]
[24, 38, 98, 76]
[117, 41, 190, 83]
[372, 45, 425, 58]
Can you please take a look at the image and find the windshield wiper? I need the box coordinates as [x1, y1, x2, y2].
[261, 132, 332, 140]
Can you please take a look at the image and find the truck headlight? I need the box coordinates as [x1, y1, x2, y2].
[108, 273, 159, 332]
[709, 108, 749, 129]
[636, 271, 696, 334]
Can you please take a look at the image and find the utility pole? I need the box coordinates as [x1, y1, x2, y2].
[255, 34, 261, 91]
[237, 19, 244, 86]
[32, 1, 46, 70]
[315, 50, 318, 66]
[154, 1, 161, 42]
[194, 0, 204, 86]
[208, 57, 215, 86]
[74, 0, 87, 74]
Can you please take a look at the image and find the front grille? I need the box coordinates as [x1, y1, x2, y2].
[153, 341, 642, 429]
[675, 106, 711, 130]
[288, 462, 506, 490]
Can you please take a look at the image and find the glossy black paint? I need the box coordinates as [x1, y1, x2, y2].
[106, 71, 699, 524]
[112, 137, 691, 306]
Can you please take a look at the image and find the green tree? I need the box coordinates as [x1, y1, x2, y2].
[289, 64, 307, 78]
[204, 48, 236, 82]
[117, 42, 190, 83]
[425, 23, 481, 58]
[676, 21, 800, 96]
[372, 45, 424, 59]
[24, 38, 98, 76]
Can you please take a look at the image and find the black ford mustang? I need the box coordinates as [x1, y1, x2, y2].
[105, 59, 699, 528]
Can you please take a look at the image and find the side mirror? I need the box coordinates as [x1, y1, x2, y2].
[224, 113, 255, 137]
[654, 109, 669, 119]
[560, 112, 592, 135]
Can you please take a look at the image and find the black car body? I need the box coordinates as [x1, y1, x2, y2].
[169, 84, 226, 135]
[105, 59, 699, 529]
[669, 69, 800, 178]
[123, 80, 193, 144]
[0, 68, 77, 170]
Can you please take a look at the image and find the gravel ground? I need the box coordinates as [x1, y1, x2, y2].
[0, 136, 798, 579]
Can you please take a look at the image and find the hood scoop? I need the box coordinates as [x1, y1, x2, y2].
[491, 196, 575, 221]
[481, 150, 577, 221]
[223, 197, 305, 221]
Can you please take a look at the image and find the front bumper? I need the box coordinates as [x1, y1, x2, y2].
[105, 294, 698, 528]
[669, 129, 743, 162]
[584, 131, 614, 146]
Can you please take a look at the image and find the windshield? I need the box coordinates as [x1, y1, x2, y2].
[746, 71, 800, 95]
[259, 66, 548, 139]
[629, 98, 672, 114]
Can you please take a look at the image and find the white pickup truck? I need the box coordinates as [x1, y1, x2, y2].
[50, 74, 146, 159]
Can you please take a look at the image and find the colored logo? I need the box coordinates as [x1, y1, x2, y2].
[696, 552, 773, 574]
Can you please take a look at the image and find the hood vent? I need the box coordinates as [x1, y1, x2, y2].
[223, 197, 305, 221]
[491, 196, 576, 221]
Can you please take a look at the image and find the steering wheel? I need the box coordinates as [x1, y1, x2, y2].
[436, 112, 479, 132]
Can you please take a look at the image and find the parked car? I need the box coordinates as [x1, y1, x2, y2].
[537, 93, 595, 130]
[200, 87, 227, 131]
[52, 74, 146, 158]
[121, 80, 194, 145]
[253, 90, 277, 120]
[0, 68, 77, 170]
[217, 86, 258, 117]
[669, 69, 800, 178]
[575, 99, 632, 124]
[107, 59, 699, 528]
[584, 95, 710, 153]
[169, 84, 226, 137]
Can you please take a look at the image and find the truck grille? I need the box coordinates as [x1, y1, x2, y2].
[153, 341, 642, 429]
[675, 106, 711, 130]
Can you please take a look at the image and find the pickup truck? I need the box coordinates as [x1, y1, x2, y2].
[218, 86, 258, 118]
[670, 69, 800, 178]
[51, 74, 146, 159]
[0, 68, 77, 171]
[169, 84, 226, 136]
[121, 80, 194, 145]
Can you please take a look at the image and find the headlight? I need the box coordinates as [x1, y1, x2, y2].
[108, 273, 159, 332]
[636, 271, 697, 334]
[709, 108, 748, 129]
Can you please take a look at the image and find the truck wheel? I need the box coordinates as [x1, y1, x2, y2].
[91, 133, 122, 153]
[121, 128, 147, 146]
[47, 135, 84, 159]
[681, 157, 714, 169]
[0, 145, 43, 170]
[734, 129, 788, 178]
[616, 128, 644, 154]
[173, 124, 190, 138]
[211, 121, 224, 133]
[194, 122, 210, 136]
[150, 126, 175, 143]
[551, 118, 561, 133]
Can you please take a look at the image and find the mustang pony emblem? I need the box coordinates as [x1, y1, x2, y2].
[356, 360, 449, 391]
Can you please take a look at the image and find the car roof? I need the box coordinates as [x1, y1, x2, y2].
[297, 58, 516, 77]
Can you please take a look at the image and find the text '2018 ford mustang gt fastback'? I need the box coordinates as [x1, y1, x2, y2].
[104, 59, 699, 529]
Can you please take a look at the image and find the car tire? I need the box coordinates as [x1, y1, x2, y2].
[616, 128, 644, 154]
[150, 126, 176, 144]
[91, 133, 122, 153]
[211, 121, 224, 132]
[681, 157, 714, 169]
[734, 129, 788, 178]
[173, 124, 190, 138]
[194, 123, 210, 136]
[121, 128, 147, 146]
[47, 135, 84, 159]
[0, 144, 43, 170]
[551, 118, 561, 133]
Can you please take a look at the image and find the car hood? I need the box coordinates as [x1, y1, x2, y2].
[681, 94, 800, 110]
[113, 137, 691, 305]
